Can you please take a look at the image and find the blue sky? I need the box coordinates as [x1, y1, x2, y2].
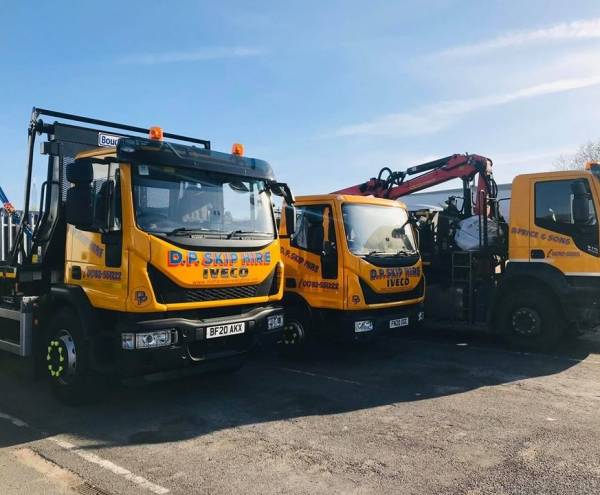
[3, 1, 600, 207]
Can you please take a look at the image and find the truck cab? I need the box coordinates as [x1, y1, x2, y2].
[0, 109, 292, 401]
[278, 194, 425, 352]
[495, 165, 600, 348]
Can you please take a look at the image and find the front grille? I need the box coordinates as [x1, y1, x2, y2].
[359, 277, 425, 305]
[148, 264, 277, 304]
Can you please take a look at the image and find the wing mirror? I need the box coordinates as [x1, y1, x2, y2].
[322, 240, 335, 257]
[572, 180, 591, 225]
[392, 216, 413, 238]
[268, 181, 295, 206]
[65, 159, 114, 232]
[391, 226, 405, 238]
[284, 205, 296, 235]
[65, 160, 94, 229]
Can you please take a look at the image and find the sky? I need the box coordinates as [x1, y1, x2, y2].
[3, 1, 600, 207]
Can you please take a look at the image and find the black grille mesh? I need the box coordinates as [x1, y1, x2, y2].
[359, 277, 425, 305]
[148, 264, 277, 304]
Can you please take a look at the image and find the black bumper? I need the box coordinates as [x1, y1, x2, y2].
[110, 305, 284, 376]
[317, 303, 425, 342]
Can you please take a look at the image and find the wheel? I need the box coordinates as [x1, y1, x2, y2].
[278, 307, 311, 358]
[45, 309, 94, 404]
[496, 288, 565, 352]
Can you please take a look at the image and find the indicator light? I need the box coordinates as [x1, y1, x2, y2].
[149, 126, 164, 141]
[232, 143, 244, 156]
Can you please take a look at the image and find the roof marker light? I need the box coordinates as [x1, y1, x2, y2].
[232, 143, 244, 156]
[149, 126, 164, 141]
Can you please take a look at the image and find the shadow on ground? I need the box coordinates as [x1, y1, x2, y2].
[0, 328, 595, 449]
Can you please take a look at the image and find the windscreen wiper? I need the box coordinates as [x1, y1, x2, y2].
[365, 249, 417, 257]
[227, 230, 273, 239]
[366, 250, 389, 256]
[164, 227, 222, 236]
[395, 249, 419, 257]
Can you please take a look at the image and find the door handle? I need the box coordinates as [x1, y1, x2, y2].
[530, 249, 545, 259]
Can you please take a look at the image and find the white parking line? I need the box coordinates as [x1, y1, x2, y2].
[279, 367, 363, 386]
[47, 437, 170, 495]
[0, 411, 29, 427]
[0, 410, 169, 495]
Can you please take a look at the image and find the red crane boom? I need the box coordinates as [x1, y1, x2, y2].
[332, 153, 496, 216]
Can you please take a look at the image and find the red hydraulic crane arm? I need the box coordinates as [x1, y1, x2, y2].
[332, 153, 495, 215]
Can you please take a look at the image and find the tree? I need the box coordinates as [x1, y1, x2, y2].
[555, 140, 600, 170]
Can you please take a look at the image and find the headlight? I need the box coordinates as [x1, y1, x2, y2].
[354, 320, 374, 333]
[267, 314, 284, 330]
[122, 329, 176, 350]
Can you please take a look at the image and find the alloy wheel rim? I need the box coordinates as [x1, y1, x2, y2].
[511, 307, 542, 337]
[47, 329, 77, 384]
[282, 321, 304, 346]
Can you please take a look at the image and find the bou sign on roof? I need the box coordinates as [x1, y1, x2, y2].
[98, 132, 122, 148]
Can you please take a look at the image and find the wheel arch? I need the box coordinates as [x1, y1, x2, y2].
[37, 285, 97, 341]
[491, 263, 569, 330]
[33, 285, 97, 378]
[282, 292, 314, 322]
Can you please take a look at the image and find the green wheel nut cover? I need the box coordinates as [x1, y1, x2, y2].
[47, 340, 65, 378]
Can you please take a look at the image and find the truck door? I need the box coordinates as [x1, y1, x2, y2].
[65, 161, 127, 310]
[285, 203, 342, 309]
[531, 177, 600, 274]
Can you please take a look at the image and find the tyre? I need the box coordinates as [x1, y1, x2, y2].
[44, 309, 95, 404]
[278, 307, 311, 358]
[496, 288, 565, 352]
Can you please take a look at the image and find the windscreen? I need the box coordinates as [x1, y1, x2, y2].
[132, 164, 275, 238]
[342, 203, 416, 256]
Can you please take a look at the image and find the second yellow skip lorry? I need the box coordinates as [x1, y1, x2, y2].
[277, 194, 425, 353]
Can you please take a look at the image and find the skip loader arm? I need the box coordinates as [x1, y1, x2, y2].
[332, 153, 496, 216]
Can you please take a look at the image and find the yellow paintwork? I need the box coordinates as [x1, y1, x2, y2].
[509, 169, 600, 275]
[64, 150, 284, 313]
[280, 194, 424, 311]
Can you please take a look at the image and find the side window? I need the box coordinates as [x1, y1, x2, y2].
[293, 205, 336, 254]
[293, 206, 323, 253]
[535, 179, 597, 232]
[535, 178, 599, 255]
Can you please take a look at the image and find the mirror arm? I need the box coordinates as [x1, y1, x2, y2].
[267, 180, 295, 205]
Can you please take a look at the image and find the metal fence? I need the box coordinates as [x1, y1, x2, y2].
[0, 210, 39, 262]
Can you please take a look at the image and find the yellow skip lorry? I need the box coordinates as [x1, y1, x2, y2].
[277, 194, 425, 353]
[0, 108, 293, 401]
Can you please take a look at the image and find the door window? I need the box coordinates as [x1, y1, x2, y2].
[293, 205, 327, 254]
[292, 204, 338, 278]
[534, 178, 599, 256]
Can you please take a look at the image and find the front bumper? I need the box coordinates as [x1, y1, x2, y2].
[112, 305, 284, 376]
[319, 303, 425, 342]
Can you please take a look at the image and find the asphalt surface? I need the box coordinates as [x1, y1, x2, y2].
[1, 327, 600, 495]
